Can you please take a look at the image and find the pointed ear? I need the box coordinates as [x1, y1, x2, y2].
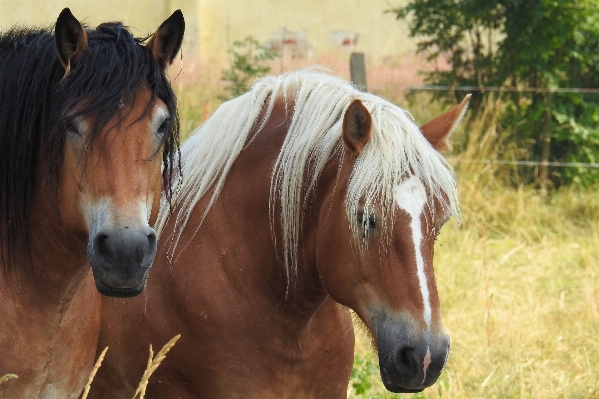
[55, 8, 88, 77]
[343, 99, 372, 156]
[147, 10, 185, 70]
[420, 94, 471, 151]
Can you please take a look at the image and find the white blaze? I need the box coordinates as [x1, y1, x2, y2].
[394, 176, 431, 327]
[422, 346, 432, 384]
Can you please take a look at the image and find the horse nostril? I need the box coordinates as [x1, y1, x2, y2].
[147, 232, 156, 249]
[395, 346, 419, 377]
[94, 233, 110, 257]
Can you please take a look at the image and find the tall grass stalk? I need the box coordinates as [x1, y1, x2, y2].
[80, 347, 108, 399]
[132, 334, 181, 399]
[0, 374, 17, 385]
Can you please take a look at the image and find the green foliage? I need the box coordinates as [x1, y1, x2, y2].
[391, 0, 599, 186]
[349, 352, 429, 399]
[350, 352, 378, 396]
[220, 36, 278, 101]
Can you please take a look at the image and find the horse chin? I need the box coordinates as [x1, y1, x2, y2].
[93, 277, 148, 298]
[379, 366, 426, 393]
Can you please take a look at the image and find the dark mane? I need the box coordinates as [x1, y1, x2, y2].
[0, 22, 180, 270]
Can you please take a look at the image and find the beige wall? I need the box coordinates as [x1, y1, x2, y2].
[198, 0, 412, 64]
[1, 0, 410, 56]
[0, 0, 198, 50]
[0, 0, 412, 78]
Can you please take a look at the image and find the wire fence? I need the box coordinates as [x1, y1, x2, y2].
[181, 76, 599, 170]
[455, 159, 599, 169]
[366, 85, 599, 94]
[182, 79, 599, 95]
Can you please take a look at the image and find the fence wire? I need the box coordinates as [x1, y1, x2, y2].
[455, 159, 599, 169]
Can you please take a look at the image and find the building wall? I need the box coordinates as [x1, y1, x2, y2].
[197, 0, 412, 64]
[1, 0, 410, 64]
[0, 0, 198, 50]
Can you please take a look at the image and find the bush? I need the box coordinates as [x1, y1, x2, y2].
[391, 0, 599, 187]
[220, 36, 278, 101]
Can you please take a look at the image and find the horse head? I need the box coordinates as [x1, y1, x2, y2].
[53, 9, 184, 297]
[315, 95, 469, 392]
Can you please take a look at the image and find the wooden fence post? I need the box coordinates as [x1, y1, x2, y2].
[350, 52, 367, 92]
[539, 92, 554, 191]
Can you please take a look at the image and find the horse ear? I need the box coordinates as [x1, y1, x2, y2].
[147, 10, 185, 70]
[420, 94, 471, 151]
[343, 99, 372, 156]
[55, 8, 88, 76]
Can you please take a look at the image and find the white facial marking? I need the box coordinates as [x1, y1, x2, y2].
[394, 175, 431, 327]
[422, 346, 432, 384]
[82, 196, 152, 235]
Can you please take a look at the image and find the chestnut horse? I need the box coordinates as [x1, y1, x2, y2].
[92, 70, 469, 398]
[0, 9, 184, 398]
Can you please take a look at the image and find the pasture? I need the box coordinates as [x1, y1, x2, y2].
[348, 99, 599, 397]
[3, 76, 594, 398]
[175, 82, 599, 398]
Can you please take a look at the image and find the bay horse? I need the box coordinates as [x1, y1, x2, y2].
[92, 70, 470, 398]
[0, 9, 184, 398]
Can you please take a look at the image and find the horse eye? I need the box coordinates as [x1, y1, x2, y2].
[66, 121, 80, 136]
[357, 211, 377, 231]
[368, 214, 376, 229]
[157, 118, 170, 139]
[357, 211, 364, 224]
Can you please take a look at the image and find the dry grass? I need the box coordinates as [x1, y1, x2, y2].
[0, 374, 17, 385]
[80, 347, 108, 399]
[132, 334, 181, 399]
[81, 335, 180, 399]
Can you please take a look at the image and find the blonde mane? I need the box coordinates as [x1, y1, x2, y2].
[157, 69, 459, 288]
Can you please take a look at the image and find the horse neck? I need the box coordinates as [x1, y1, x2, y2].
[184, 102, 334, 318]
[1, 171, 90, 308]
[284, 151, 346, 311]
[0, 168, 99, 398]
[241, 115, 343, 315]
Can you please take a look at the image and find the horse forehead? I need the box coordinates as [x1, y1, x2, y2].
[119, 87, 160, 119]
[393, 176, 427, 217]
[98, 89, 165, 140]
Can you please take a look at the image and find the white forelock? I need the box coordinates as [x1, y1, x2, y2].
[156, 68, 459, 285]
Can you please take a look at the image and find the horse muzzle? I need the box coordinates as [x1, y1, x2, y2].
[375, 314, 450, 393]
[87, 224, 157, 297]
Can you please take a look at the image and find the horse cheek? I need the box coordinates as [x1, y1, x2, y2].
[315, 202, 361, 313]
[147, 155, 163, 227]
[59, 141, 88, 237]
